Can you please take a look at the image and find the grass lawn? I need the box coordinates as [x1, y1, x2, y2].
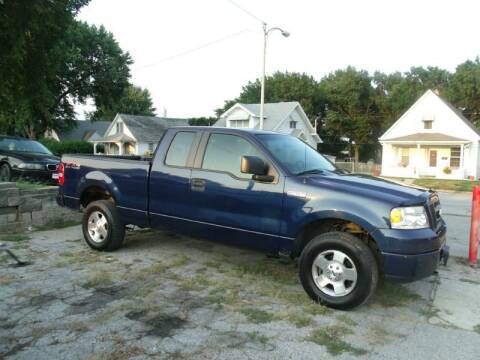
[412, 178, 479, 192]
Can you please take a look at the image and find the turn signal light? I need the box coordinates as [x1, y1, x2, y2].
[57, 163, 65, 186]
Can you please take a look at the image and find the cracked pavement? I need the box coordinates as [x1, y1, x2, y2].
[1, 225, 479, 359]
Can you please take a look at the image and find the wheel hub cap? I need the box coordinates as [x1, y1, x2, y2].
[87, 211, 108, 243]
[311, 250, 358, 297]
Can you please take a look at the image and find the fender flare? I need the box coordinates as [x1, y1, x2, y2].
[77, 171, 121, 206]
[290, 210, 385, 258]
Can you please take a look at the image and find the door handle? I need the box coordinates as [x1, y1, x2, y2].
[191, 178, 206, 191]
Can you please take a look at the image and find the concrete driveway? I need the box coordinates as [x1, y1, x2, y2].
[438, 191, 475, 258]
[1, 225, 479, 359]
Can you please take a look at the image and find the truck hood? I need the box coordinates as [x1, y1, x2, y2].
[305, 172, 430, 206]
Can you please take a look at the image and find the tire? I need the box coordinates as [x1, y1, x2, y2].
[0, 163, 11, 182]
[299, 231, 378, 310]
[82, 200, 125, 251]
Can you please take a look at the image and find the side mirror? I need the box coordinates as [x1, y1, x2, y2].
[240, 156, 274, 182]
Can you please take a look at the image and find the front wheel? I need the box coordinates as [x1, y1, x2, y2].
[82, 200, 125, 251]
[299, 231, 378, 309]
[0, 163, 11, 182]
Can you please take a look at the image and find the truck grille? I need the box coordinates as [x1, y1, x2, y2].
[428, 193, 442, 229]
[46, 164, 58, 171]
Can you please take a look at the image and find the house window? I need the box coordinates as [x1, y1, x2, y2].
[148, 143, 154, 152]
[423, 120, 433, 129]
[450, 146, 461, 168]
[289, 121, 297, 129]
[401, 148, 409, 167]
[229, 119, 249, 128]
[116, 122, 124, 134]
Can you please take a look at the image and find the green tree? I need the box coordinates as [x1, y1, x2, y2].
[216, 72, 324, 119]
[447, 58, 480, 126]
[373, 66, 451, 131]
[0, 1, 132, 138]
[93, 84, 156, 120]
[189, 117, 216, 126]
[320, 67, 379, 162]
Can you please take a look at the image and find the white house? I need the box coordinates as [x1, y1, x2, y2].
[214, 102, 322, 148]
[93, 114, 189, 155]
[380, 89, 480, 180]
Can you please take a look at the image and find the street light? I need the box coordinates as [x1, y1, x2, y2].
[259, 23, 290, 130]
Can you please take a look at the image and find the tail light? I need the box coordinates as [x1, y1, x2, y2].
[58, 163, 65, 186]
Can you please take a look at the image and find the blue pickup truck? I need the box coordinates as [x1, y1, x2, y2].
[57, 127, 448, 309]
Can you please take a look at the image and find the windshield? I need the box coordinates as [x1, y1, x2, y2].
[257, 134, 336, 175]
[0, 138, 52, 155]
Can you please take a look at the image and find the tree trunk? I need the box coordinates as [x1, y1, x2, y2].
[354, 144, 360, 163]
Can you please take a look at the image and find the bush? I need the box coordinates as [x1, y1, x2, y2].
[39, 138, 94, 156]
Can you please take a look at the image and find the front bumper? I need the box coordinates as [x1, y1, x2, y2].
[12, 168, 57, 184]
[375, 224, 447, 281]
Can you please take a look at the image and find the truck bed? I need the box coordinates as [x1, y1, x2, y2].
[60, 154, 151, 227]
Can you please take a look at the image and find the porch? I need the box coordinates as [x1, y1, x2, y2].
[381, 141, 470, 180]
[92, 133, 137, 155]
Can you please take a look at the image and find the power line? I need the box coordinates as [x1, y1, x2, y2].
[134, 29, 252, 71]
[226, 0, 265, 24]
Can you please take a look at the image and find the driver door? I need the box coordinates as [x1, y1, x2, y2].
[189, 132, 286, 249]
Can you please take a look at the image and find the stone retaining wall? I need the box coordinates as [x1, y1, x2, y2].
[0, 182, 81, 233]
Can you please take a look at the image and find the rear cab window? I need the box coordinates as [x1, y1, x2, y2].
[165, 131, 196, 167]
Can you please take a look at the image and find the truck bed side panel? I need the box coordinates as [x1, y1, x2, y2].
[61, 155, 150, 227]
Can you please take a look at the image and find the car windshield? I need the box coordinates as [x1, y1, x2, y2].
[0, 138, 52, 155]
[257, 134, 336, 175]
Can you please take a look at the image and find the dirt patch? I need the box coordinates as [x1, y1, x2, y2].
[125, 309, 187, 337]
[67, 285, 129, 315]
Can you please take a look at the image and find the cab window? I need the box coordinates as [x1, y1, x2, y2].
[165, 132, 196, 167]
[202, 134, 264, 179]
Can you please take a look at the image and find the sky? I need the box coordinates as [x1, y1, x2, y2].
[77, 0, 480, 119]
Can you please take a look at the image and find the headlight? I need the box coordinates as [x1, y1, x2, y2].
[390, 206, 429, 229]
[18, 163, 45, 170]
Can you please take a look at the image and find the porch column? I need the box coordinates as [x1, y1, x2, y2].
[460, 143, 464, 177]
[416, 143, 421, 178]
[118, 142, 123, 155]
[93, 143, 97, 155]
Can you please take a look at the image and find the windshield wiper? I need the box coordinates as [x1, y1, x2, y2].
[295, 168, 324, 176]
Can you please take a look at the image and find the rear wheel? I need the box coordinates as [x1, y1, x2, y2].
[0, 163, 11, 182]
[82, 200, 125, 251]
[299, 231, 378, 309]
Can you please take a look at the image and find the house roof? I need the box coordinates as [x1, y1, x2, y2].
[380, 89, 480, 140]
[97, 133, 136, 143]
[117, 114, 189, 142]
[382, 132, 469, 143]
[215, 102, 299, 130]
[58, 120, 111, 141]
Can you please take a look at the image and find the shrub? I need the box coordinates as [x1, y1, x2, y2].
[39, 138, 94, 156]
[442, 166, 452, 174]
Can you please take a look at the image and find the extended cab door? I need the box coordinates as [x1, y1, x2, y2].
[148, 129, 201, 230]
[188, 131, 288, 251]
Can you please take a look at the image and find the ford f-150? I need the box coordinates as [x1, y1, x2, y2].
[57, 127, 448, 309]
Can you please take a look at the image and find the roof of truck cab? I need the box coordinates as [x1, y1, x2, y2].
[170, 126, 283, 135]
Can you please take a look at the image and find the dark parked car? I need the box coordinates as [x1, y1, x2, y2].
[0, 135, 60, 183]
[57, 127, 448, 309]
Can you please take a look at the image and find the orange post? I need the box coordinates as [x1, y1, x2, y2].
[469, 186, 480, 266]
